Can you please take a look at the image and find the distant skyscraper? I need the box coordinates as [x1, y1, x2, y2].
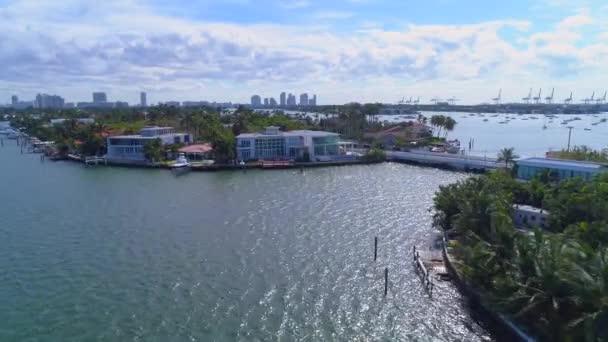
[11, 95, 18, 106]
[299, 93, 309, 106]
[140, 92, 147, 107]
[311, 94, 317, 106]
[35, 93, 65, 109]
[269, 97, 278, 107]
[93, 92, 107, 103]
[287, 93, 296, 106]
[280, 92, 286, 106]
[263, 98, 269, 106]
[251, 95, 262, 107]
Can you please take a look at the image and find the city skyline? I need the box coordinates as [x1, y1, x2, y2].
[0, 1, 607, 104]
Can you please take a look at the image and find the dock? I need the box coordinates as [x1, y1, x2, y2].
[413, 246, 451, 297]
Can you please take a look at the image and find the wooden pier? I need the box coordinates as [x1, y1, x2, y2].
[412, 246, 451, 297]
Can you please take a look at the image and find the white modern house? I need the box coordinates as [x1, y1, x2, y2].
[236, 126, 341, 162]
[106, 126, 192, 163]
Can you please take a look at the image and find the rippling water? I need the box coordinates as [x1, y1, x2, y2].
[0, 142, 490, 341]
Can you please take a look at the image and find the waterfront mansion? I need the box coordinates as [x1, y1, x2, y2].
[106, 126, 191, 163]
[236, 126, 342, 162]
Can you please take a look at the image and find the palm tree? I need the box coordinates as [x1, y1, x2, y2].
[497, 147, 519, 168]
[443, 117, 457, 139]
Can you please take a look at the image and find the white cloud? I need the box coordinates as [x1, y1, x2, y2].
[0, 0, 606, 104]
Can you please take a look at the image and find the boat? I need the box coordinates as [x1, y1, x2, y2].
[585, 128, 592, 131]
[483, 119, 488, 122]
[171, 153, 191, 174]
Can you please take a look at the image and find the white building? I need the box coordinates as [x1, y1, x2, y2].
[236, 126, 340, 162]
[513, 204, 550, 229]
[106, 126, 192, 163]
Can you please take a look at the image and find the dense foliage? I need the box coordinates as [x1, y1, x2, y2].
[433, 170, 608, 341]
[551, 145, 608, 163]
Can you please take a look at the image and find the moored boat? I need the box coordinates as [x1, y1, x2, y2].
[171, 153, 191, 174]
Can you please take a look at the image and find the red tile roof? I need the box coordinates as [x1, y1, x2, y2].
[179, 144, 213, 153]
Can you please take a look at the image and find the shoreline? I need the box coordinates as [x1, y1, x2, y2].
[442, 235, 535, 342]
[59, 153, 383, 171]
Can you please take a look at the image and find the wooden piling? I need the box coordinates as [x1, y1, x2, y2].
[384, 267, 388, 297]
[374, 236, 378, 261]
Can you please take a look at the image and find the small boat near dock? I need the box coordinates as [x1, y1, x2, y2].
[171, 153, 191, 175]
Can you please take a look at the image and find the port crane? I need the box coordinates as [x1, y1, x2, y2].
[582, 92, 595, 105]
[596, 91, 607, 104]
[545, 88, 555, 104]
[398, 97, 405, 105]
[532, 88, 542, 104]
[405, 96, 413, 104]
[447, 97, 459, 105]
[492, 89, 502, 104]
[412, 97, 420, 105]
[522, 88, 532, 104]
[564, 92, 573, 105]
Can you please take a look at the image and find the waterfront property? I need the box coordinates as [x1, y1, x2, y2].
[363, 122, 432, 148]
[516, 157, 608, 181]
[512, 204, 550, 230]
[106, 126, 192, 163]
[236, 126, 341, 162]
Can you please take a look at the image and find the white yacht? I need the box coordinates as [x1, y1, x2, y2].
[171, 153, 191, 174]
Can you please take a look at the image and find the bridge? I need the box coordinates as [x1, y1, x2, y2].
[386, 150, 502, 172]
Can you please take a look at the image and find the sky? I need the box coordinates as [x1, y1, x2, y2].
[1, 0, 607, 105]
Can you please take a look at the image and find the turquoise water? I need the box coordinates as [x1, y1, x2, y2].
[0, 141, 489, 341]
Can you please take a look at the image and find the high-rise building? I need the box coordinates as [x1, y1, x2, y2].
[307, 94, 317, 106]
[263, 98, 269, 106]
[280, 92, 286, 107]
[11, 95, 18, 106]
[299, 93, 309, 106]
[140, 92, 147, 107]
[269, 98, 278, 107]
[92, 92, 107, 103]
[35, 93, 65, 109]
[287, 93, 296, 106]
[251, 95, 262, 107]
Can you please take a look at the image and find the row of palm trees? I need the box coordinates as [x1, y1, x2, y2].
[429, 114, 457, 138]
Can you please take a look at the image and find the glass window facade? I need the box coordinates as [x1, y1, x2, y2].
[254, 137, 286, 159]
[517, 165, 595, 181]
[312, 136, 339, 156]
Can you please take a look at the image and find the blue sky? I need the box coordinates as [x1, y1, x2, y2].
[0, 0, 607, 104]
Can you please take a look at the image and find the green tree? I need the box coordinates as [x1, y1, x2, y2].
[443, 116, 457, 138]
[497, 147, 519, 168]
[143, 138, 164, 163]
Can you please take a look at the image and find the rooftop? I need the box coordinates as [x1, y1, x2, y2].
[237, 129, 339, 138]
[179, 144, 213, 154]
[517, 157, 607, 171]
[108, 133, 186, 139]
